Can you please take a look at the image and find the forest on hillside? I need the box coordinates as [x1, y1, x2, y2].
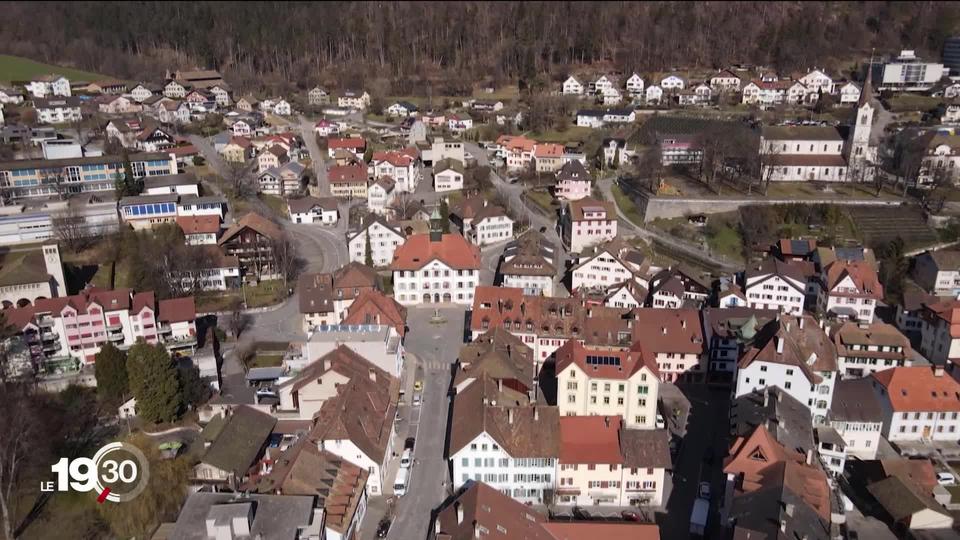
[1, 1, 958, 94]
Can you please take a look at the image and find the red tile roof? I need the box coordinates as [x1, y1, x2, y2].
[558, 415, 623, 464]
[158, 296, 196, 323]
[871, 366, 960, 412]
[823, 260, 883, 299]
[555, 340, 657, 380]
[176, 215, 220, 235]
[328, 164, 367, 184]
[629, 308, 704, 355]
[390, 233, 480, 271]
[343, 290, 407, 337]
[533, 143, 564, 158]
[568, 197, 616, 221]
[327, 137, 366, 150]
[372, 150, 413, 167]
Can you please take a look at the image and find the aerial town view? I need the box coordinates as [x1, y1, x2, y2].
[5, 2, 960, 539]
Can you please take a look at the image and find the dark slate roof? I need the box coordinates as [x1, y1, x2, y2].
[730, 387, 815, 455]
[201, 406, 276, 477]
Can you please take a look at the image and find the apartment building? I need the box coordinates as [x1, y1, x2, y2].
[449, 378, 559, 504]
[555, 340, 659, 429]
[630, 309, 706, 384]
[744, 258, 809, 316]
[870, 365, 960, 442]
[347, 215, 406, 267]
[2, 288, 195, 365]
[500, 230, 557, 296]
[560, 197, 617, 253]
[828, 378, 883, 460]
[556, 416, 669, 507]
[734, 315, 838, 423]
[298, 262, 378, 332]
[818, 260, 882, 324]
[833, 321, 913, 378]
[913, 249, 960, 296]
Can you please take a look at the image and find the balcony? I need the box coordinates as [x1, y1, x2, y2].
[40, 331, 58, 341]
[108, 332, 125, 342]
[38, 318, 55, 329]
[158, 323, 172, 334]
[106, 322, 123, 331]
[42, 342, 61, 353]
[162, 335, 197, 350]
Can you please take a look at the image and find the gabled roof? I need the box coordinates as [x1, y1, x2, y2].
[201, 406, 277, 477]
[449, 377, 559, 457]
[823, 260, 883, 299]
[327, 137, 366, 150]
[868, 475, 951, 522]
[738, 315, 836, 382]
[760, 125, 843, 141]
[176, 215, 220, 236]
[218, 213, 282, 245]
[308, 365, 398, 463]
[455, 328, 534, 391]
[343, 290, 408, 337]
[555, 160, 591, 184]
[434, 158, 465, 175]
[158, 296, 196, 323]
[567, 197, 615, 221]
[555, 339, 657, 380]
[389, 233, 480, 271]
[287, 196, 338, 214]
[328, 164, 367, 184]
[629, 308, 704, 355]
[871, 366, 960, 412]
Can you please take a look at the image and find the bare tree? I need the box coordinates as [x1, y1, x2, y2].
[223, 161, 256, 199]
[0, 383, 39, 540]
[270, 234, 299, 291]
[387, 192, 421, 220]
[639, 144, 663, 194]
[38, 167, 67, 200]
[52, 205, 99, 253]
[758, 140, 783, 195]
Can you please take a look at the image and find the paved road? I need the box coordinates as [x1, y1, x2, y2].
[657, 385, 731, 539]
[296, 115, 331, 197]
[386, 306, 465, 540]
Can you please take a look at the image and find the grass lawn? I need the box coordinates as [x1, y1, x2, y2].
[248, 353, 284, 369]
[196, 280, 287, 312]
[525, 189, 556, 214]
[0, 54, 106, 84]
[473, 85, 520, 100]
[886, 94, 943, 113]
[611, 185, 645, 225]
[528, 126, 595, 143]
[763, 182, 902, 200]
[258, 193, 288, 216]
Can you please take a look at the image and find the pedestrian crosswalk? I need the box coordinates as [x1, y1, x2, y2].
[420, 360, 453, 372]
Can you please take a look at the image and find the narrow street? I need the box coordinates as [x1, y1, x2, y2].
[383, 306, 465, 540]
[296, 115, 331, 196]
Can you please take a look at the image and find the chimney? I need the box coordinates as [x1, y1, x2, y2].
[604, 416, 610, 428]
[369, 368, 377, 382]
[498, 379, 503, 392]
[776, 337, 784, 354]
[534, 406, 539, 421]
[763, 388, 769, 407]
[805, 449, 813, 465]
[456, 502, 464, 524]
[508, 409, 514, 424]
[324, 358, 331, 371]
[934, 364, 945, 377]
[661, 327, 667, 335]
[799, 317, 804, 330]
[785, 321, 791, 333]
[681, 319, 687, 329]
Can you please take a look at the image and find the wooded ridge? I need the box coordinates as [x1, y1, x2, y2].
[0, 1, 957, 94]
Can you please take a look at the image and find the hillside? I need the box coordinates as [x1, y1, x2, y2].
[0, 2, 956, 95]
[0, 54, 106, 84]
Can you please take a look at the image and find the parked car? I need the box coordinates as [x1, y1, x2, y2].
[621, 510, 641, 522]
[414, 380, 423, 392]
[413, 393, 422, 407]
[698, 481, 712, 501]
[656, 414, 665, 429]
[400, 448, 413, 468]
[937, 472, 956, 485]
[405, 437, 416, 450]
[376, 520, 391, 538]
[572, 506, 591, 520]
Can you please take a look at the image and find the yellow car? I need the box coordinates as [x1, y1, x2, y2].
[414, 380, 423, 392]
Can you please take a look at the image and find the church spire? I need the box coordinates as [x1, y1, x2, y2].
[859, 49, 875, 107]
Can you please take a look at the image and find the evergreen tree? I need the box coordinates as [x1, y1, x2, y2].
[364, 233, 374, 266]
[439, 198, 450, 233]
[94, 343, 128, 407]
[127, 340, 182, 424]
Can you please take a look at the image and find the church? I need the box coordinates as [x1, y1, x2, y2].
[759, 72, 878, 183]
